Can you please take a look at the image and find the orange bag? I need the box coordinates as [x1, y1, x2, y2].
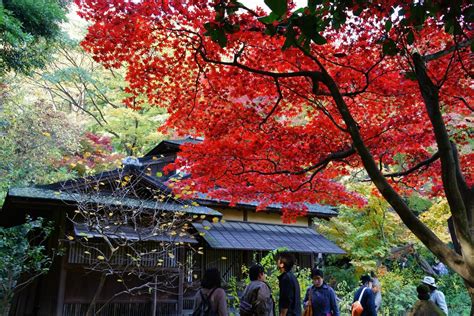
[351, 287, 367, 316]
[303, 288, 313, 316]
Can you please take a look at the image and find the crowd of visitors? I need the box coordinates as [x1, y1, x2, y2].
[192, 252, 449, 316]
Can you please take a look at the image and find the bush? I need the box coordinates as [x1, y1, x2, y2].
[379, 269, 417, 315]
[437, 273, 471, 316]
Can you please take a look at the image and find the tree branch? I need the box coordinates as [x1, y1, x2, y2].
[383, 152, 440, 178]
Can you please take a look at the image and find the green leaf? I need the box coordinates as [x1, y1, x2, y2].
[264, 0, 287, 17]
[403, 71, 417, 81]
[204, 25, 228, 48]
[311, 32, 326, 45]
[385, 20, 392, 32]
[406, 30, 414, 45]
[383, 39, 398, 56]
[258, 12, 279, 24]
[264, 25, 277, 36]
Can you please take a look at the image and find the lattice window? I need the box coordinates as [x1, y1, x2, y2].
[68, 241, 178, 268]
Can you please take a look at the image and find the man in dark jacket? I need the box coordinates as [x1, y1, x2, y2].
[276, 252, 301, 316]
[352, 275, 377, 316]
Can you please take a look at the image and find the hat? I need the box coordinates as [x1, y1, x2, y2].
[421, 276, 437, 288]
[360, 274, 373, 284]
[311, 268, 324, 278]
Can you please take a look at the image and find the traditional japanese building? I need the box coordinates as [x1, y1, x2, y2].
[0, 138, 344, 316]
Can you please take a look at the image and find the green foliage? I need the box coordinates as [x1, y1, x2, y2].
[0, 217, 57, 314]
[437, 273, 471, 316]
[226, 276, 240, 311]
[315, 194, 410, 273]
[91, 106, 166, 156]
[0, 0, 66, 74]
[0, 83, 83, 204]
[36, 33, 167, 157]
[379, 269, 417, 315]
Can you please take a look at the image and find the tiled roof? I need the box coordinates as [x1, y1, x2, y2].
[7, 187, 221, 216]
[193, 221, 345, 254]
[74, 222, 198, 243]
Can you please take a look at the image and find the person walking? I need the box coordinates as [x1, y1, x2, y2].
[421, 276, 448, 315]
[193, 268, 228, 316]
[352, 275, 377, 316]
[276, 252, 301, 316]
[240, 263, 274, 316]
[370, 272, 382, 313]
[408, 284, 444, 316]
[303, 268, 339, 316]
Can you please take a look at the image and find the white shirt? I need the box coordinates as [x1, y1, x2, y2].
[430, 290, 448, 315]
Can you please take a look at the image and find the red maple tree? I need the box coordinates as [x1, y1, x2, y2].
[76, 0, 473, 304]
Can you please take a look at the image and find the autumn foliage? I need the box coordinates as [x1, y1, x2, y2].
[76, 0, 473, 293]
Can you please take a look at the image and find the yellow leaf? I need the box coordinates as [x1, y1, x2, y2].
[97, 255, 105, 260]
[212, 217, 219, 223]
[67, 235, 74, 241]
[42, 132, 51, 137]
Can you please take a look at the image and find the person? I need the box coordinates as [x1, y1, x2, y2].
[352, 275, 377, 316]
[408, 284, 444, 316]
[240, 263, 274, 316]
[303, 268, 339, 316]
[193, 268, 228, 316]
[432, 261, 448, 276]
[370, 272, 382, 313]
[276, 252, 301, 316]
[421, 276, 448, 315]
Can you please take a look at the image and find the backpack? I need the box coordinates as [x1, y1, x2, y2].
[351, 287, 367, 316]
[239, 286, 260, 316]
[193, 288, 218, 316]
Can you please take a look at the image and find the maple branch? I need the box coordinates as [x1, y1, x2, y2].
[282, 84, 348, 132]
[423, 39, 472, 62]
[193, 35, 322, 80]
[313, 50, 386, 97]
[233, 146, 355, 176]
[381, 152, 440, 178]
[454, 96, 474, 112]
[259, 78, 282, 127]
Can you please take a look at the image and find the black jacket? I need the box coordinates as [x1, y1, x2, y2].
[278, 271, 301, 316]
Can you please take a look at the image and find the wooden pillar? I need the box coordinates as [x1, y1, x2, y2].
[55, 257, 67, 316]
[152, 276, 157, 316]
[178, 269, 184, 315]
[55, 209, 67, 316]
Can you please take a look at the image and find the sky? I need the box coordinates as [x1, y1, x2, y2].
[241, 0, 306, 11]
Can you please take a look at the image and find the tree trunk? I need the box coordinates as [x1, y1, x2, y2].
[85, 273, 106, 316]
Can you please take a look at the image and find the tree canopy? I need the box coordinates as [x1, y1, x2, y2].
[0, 0, 66, 74]
[77, 0, 473, 301]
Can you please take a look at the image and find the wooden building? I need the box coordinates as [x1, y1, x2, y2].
[0, 138, 344, 316]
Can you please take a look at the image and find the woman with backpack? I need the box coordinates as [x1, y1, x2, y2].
[351, 275, 377, 316]
[193, 268, 228, 316]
